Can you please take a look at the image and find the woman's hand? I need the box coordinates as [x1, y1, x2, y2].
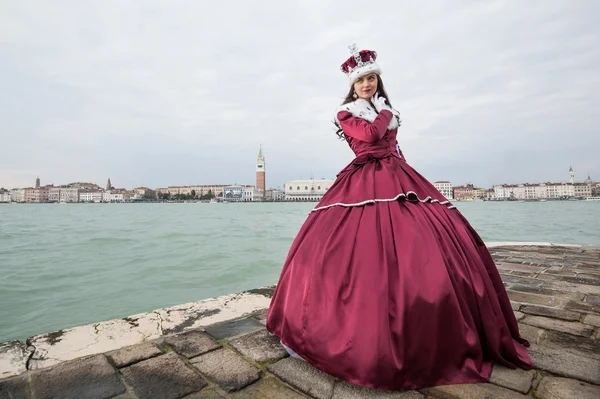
[371, 92, 392, 113]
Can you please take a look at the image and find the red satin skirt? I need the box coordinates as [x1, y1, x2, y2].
[266, 152, 533, 391]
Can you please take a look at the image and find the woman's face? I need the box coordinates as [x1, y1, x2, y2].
[353, 73, 378, 100]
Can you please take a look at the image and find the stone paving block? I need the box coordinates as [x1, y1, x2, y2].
[30, 355, 125, 399]
[517, 323, 546, 344]
[184, 387, 228, 398]
[232, 377, 309, 398]
[332, 381, 424, 398]
[510, 284, 585, 300]
[528, 344, 600, 385]
[190, 348, 260, 392]
[120, 352, 207, 399]
[521, 315, 594, 337]
[540, 280, 600, 296]
[506, 291, 562, 307]
[582, 314, 600, 327]
[520, 305, 581, 321]
[163, 330, 221, 358]
[556, 275, 600, 286]
[510, 301, 522, 311]
[534, 376, 600, 399]
[267, 357, 336, 399]
[564, 300, 600, 315]
[229, 329, 288, 363]
[421, 382, 528, 398]
[500, 274, 543, 286]
[513, 311, 525, 321]
[542, 331, 600, 360]
[489, 364, 535, 394]
[585, 294, 600, 305]
[107, 341, 162, 367]
[496, 262, 544, 273]
[204, 318, 265, 340]
[0, 373, 31, 399]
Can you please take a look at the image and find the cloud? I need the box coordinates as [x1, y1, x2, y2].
[1, 0, 598, 189]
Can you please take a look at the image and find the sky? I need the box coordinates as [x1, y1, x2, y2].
[1, 0, 599, 190]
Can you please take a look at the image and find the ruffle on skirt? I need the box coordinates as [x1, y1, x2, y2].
[313, 150, 455, 212]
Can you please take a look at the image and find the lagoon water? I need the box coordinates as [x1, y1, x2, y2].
[1, 200, 599, 341]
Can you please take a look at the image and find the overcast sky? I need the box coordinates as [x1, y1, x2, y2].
[1, 0, 598, 190]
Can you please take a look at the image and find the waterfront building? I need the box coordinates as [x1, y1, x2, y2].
[157, 185, 230, 198]
[79, 190, 104, 203]
[453, 184, 475, 201]
[242, 185, 264, 202]
[48, 187, 80, 203]
[433, 181, 453, 199]
[284, 179, 334, 201]
[103, 190, 131, 202]
[0, 188, 10, 203]
[266, 188, 285, 202]
[10, 189, 25, 203]
[574, 183, 592, 199]
[472, 187, 487, 200]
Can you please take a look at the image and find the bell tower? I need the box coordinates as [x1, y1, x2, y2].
[256, 145, 266, 199]
[569, 166, 575, 184]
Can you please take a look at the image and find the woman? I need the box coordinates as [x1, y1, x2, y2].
[266, 45, 533, 391]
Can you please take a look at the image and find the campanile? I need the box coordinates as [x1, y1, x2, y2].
[256, 145, 266, 199]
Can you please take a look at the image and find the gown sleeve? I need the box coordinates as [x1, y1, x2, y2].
[337, 110, 393, 143]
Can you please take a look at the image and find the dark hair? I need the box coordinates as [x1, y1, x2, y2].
[334, 74, 393, 139]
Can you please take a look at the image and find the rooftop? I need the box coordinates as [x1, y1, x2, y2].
[0, 243, 598, 398]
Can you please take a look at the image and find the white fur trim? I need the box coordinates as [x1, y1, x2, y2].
[334, 98, 401, 131]
[348, 63, 381, 85]
[310, 191, 456, 212]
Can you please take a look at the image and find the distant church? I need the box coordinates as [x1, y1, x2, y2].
[256, 145, 266, 199]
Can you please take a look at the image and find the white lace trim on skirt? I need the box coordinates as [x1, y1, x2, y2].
[311, 191, 456, 212]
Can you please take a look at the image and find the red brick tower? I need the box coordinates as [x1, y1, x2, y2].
[256, 145, 266, 199]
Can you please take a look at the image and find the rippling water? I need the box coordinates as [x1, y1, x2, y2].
[1, 201, 599, 341]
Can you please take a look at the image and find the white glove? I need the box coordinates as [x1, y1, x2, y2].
[371, 92, 392, 113]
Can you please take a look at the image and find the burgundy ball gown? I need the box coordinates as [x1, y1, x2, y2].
[266, 99, 533, 391]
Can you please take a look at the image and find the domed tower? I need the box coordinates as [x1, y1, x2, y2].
[569, 166, 575, 184]
[584, 174, 593, 184]
[256, 145, 266, 199]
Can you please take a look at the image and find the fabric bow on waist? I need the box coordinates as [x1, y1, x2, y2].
[337, 150, 396, 176]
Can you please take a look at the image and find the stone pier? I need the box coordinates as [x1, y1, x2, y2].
[1, 243, 599, 398]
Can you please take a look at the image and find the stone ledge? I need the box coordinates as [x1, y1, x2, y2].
[0, 341, 33, 379]
[12, 290, 271, 374]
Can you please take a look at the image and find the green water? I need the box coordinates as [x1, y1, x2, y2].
[1, 201, 599, 342]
